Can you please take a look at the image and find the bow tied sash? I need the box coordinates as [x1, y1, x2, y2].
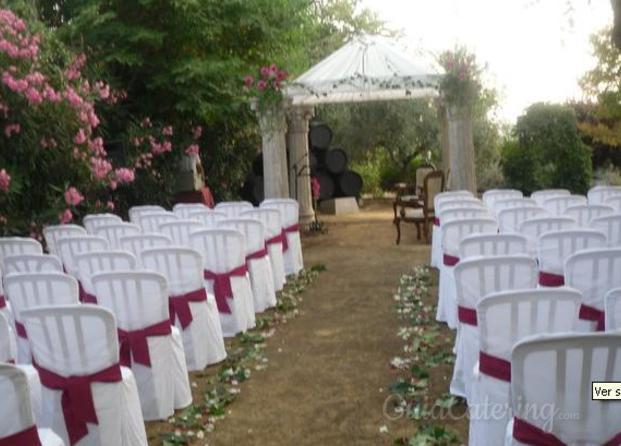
[443, 253, 460, 266]
[246, 246, 268, 263]
[579, 303, 605, 331]
[203, 265, 248, 313]
[117, 320, 172, 367]
[282, 223, 300, 252]
[33, 361, 122, 446]
[169, 288, 208, 329]
[538, 271, 565, 287]
[0, 426, 42, 446]
[512, 417, 621, 446]
[267, 231, 287, 252]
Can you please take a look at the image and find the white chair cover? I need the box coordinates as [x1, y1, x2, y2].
[543, 194, 587, 215]
[118, 234, 172, 265]
[439, 207, 491, 225]
[141, 247, 227, 368]
[93, 223, 141, 249]
[83, 213, 123, 234]
[565, 248, 621, 332]
[91, 271, 192, 420]
[0, 238, 43, 265]
[128, 205, 166, 225]
[469, 288, 581, 446]
[240, 208, 286, 291]
[537, 229, 607, 287]
[172, 203, 208, 219]
[605, 288, 621, 331]
[214, 201, 253, 218]
[482, 189, 523, 208]
[189, 229, 255, 336]
[433, 191, 474, 211]
[587, 185, 621, 205]
[219, 218, 277, 312]
[590, 214, 621, 247]
[158, 220, 204, 247]
[506, 333, 621, 445]
[437, 218, 499, 329]
[563, 204, 615, 227]
[459, 233, 528, 260]
[492, 198, 538, 215]
[75, 251, 136, 302]
[451, 255, 537, 399]
[56, 236, 109, 277]
[2, 254, 63, 274]
[42, 225, 86, 256]
[518, 216, 577, 257]
[187, 209, 227, 228]
[261, 199, 304, 275]
[605, 195, 621, 212]
[0, 364, 63, 446]
[5, 272, 79, 364]
[497, 206, 548, 233]
[530, 189, 570, 207]
[135, 211, 177, 234]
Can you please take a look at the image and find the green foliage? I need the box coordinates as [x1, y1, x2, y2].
[502, 103, 592, 194]
[438, 47, 482, 108]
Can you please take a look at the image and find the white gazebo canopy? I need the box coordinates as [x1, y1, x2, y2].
[286, 34, 441, 106]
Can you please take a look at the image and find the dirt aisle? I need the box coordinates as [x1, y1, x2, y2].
[208, 201, 431, 445]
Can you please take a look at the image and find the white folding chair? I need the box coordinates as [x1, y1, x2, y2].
[537, 229, 607, 287]
[0, 364, 63, 446]
[22, 305, 147, 446]
[459, 233, 528, 260]
[128, 205, 166, 224]
[218, 218, 277, 312]
[187, 209, 227, 228]
[451, 255, 537, 399]
[261, 198, 304, 276]
[158, 220, 204, 247]
[93, 223, 141, 249]
[189, 229, 255, 336]
[56, 235, 109, 279]
[172, 203, 208, 219]
[482, 189, 523, 208]
[469, 288, 581, 446]
[0, 237, 43, 264]
[42, 224, 86, 256]
[497, 206, 548, 233]
[83, 213, 123, 234]
[241, 208, 286, 292]
[2, 254, 63, 275]
[75, 251, 136, 303]
[604, 288, 621, 331]
[439, 207, 491, 225]
[518, 216, 577, 257]
[119, 234, 172, 264]
[529, 189, 570, 207]
[563, 204, 615, 227]
[543, 194, 587, 215]
[135, 211, 177, 234]
[605, 195, 621, 212]
[506, 333, 621, 445]
[492, 198, 538, 215]
[91, 271, 192, 420]
[590, 214, 621, 247]
[565, 248, 621, 331]
[214, 201, 253, 218]
[4, 272, 79, 364]
[438, 218, 499, 329]
[433, 191, 474, 212]
[587, 185, 621, 205]
[141, 247, 227, 369]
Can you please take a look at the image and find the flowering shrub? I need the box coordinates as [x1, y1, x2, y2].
[244, 64, 289, 111]
[438, 47, 482, 108]
[310, 176, 321, 200]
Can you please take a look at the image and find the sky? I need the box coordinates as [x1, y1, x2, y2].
[361, 0, 612, 122]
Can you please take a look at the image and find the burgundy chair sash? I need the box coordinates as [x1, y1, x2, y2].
[458, 305, 477, 326]
[0, 425, 42, 446]
[0, 295, 5, 309]
[203, 264, 248, 314]
[266, 232, 286, 252]
[81, 290, 97, 304]
[538, 271, 565, 287]
[282, 223, 299, 252]
[479, 351, 511, 382]
[14, 321, 27, 339]
[169, 288, 208, 329]
[579, 303, 605, 331]
[117, 320, 172, 367]
[433, 217, 440, 226]
[513, 417, 621, 446]
[33, 361, 122, 446]
[246, 246, 268, 262]
[443, 253, 460, 266]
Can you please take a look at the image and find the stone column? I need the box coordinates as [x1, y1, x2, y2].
[447, 105, 477, 193]
[254, 100, 290, 199]
[438, 103, 451, 187]
[287, 105, 315, 226]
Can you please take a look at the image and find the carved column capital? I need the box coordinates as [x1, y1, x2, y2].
[287, 106, 315, 134]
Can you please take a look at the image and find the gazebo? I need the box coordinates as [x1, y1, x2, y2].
[254, 34, 477, 225]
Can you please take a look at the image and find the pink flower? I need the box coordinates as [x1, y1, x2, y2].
[74, 128, 87, 145]
[276, 70, 288, 82]
[64, 186, 84, 206]
[90, 157, 112, 179]
[58, 208, 73, 224]
[4, 123, 20, 137]
[311, 176, 321, 200]
[192, 125, 203, 139]
[185, 144, 200, 156]
[0, 169, 11, 192]
[243, 75, 254, 87]
[269, 64, 278, 78]
[257, 80, 267, 91]
[260, 66, 270, 78]
[114, 167, 135, 184]
[25, 87, 43, 104]
[162, 125, 173, 136]
[106, 201, 115, 210]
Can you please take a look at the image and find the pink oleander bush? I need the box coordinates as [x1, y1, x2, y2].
[244, 63, 289, 111]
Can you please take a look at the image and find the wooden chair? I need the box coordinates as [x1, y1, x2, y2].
[394, 170, 445, 244]
[393, 165, 434, 204]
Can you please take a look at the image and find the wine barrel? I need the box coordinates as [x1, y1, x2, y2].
[337, 170, 363, 197]
[315, 171, 335, 200]
[309, 151, 319, 172]
[309, 121, 333, 149]
[325, 148, 348, 174]
[252, 153, 263, 176]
